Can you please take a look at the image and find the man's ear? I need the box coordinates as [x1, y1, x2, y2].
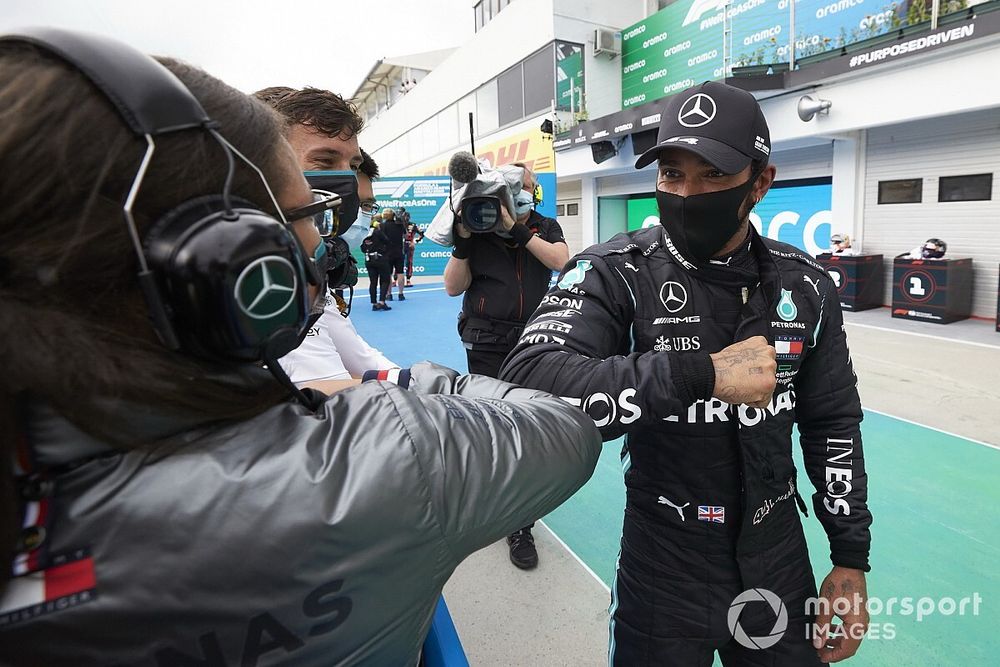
[753, 164, 777, 202]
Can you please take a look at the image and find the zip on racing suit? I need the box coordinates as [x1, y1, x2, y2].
[500, 224, 872, 665]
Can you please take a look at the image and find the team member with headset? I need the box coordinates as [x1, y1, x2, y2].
[0, 29, 601, 665]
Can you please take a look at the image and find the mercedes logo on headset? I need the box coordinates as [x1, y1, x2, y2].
[678, 93, 717, 128]
[235, 256, 298, 320]
[659, 281, 689, 314]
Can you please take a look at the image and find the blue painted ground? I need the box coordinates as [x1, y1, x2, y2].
[349, 283, 1000, 666]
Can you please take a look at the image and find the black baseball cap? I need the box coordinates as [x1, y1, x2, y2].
[635, 81, 771, 174]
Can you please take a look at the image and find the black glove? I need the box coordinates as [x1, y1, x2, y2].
[325, 237, 359, 289]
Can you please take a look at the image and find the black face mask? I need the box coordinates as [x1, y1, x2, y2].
[305, 171, 361, 237]
[656, 176, 756, 263]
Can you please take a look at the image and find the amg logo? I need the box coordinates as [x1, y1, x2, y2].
[653, 316, 701, 325]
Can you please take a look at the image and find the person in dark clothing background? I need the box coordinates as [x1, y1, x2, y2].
[403, 219, 425, 286]
[443, 162, 569, 569]
[380, 208, 408, 301]
[362, 218, 393, 311]
[500, 81, 872, 666]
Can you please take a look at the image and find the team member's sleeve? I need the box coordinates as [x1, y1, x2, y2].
[794, 277, 872, 572]
[398, 362, 601, 558]
[499, 254, 715, 441]
[325, 313, 397, 376]
[543, 219, 566, 245]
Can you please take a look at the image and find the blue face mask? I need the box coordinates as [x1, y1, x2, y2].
[514, 190, 534, 217]
[340, 214, 371, 249]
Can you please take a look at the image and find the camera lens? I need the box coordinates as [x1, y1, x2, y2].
[463, 197, 501, 233]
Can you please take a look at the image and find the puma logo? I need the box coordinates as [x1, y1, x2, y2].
[657, 496, 690, 522]
[803, 274, 820, 295]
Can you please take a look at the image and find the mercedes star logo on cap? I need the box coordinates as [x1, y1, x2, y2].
[235, 256, 298, 320]
[678, 93, 717, 128]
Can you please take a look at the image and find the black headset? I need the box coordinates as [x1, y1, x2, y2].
[0, 28, 314, 364]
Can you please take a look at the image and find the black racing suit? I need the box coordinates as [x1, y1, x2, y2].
[501, 225, 872, 666]
[458, 210, 565, 378]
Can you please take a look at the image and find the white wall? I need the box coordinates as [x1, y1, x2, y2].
[758, 37, 1000, 145]
[361, 0, 555, 157]
[862, 108, 1000, 318]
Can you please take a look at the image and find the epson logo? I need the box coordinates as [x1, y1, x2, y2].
[653, 316, 701, 325]
[623, 59, 646, 74]
[641, 113, 662, 127]
[541, 295, 584, 309]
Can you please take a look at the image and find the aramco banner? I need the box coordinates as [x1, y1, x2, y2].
[621, 0, 911, 109]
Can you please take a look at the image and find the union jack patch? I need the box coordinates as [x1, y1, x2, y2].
[698, 505, 725, 523]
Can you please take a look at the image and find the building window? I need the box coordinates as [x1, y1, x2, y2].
[475, 80, 499, 136]
[878, 179, 922, 204]
[555, 42, 585, 112]
[497, 64, 525, 126]
[523, 45, 556, 116]
[556, 204, 566, 216]
[475, 2, 483, 31]
[567, 203, 580, 215]
[938, 173, 993, 202]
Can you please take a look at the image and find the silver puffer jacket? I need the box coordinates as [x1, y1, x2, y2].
[1, 363, 601, 666]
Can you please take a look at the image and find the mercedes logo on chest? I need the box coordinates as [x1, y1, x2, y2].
[659, 281, 688, 314]
[235, 256, 298, 320]
[678, 93, 717, 128]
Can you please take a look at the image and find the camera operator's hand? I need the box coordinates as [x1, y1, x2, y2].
[709, 336, 776, 408]
[499, 204, 516, 233]
[454, 217, 471, 239]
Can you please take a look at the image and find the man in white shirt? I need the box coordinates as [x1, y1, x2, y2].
[255, 87, 397, 391]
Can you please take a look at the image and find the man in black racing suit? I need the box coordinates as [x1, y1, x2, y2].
[501, 81, 873, 666]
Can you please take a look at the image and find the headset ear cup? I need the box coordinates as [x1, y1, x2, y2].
[143, 195, 310, 362]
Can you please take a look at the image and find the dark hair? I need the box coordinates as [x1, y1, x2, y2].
[0, 47, 294, 587]
[253, 85, 296, 106]
[259, 87, 364, 140]
[359, 148, 380, 181]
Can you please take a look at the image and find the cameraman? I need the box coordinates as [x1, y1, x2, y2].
[443, 163, 568, 569]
